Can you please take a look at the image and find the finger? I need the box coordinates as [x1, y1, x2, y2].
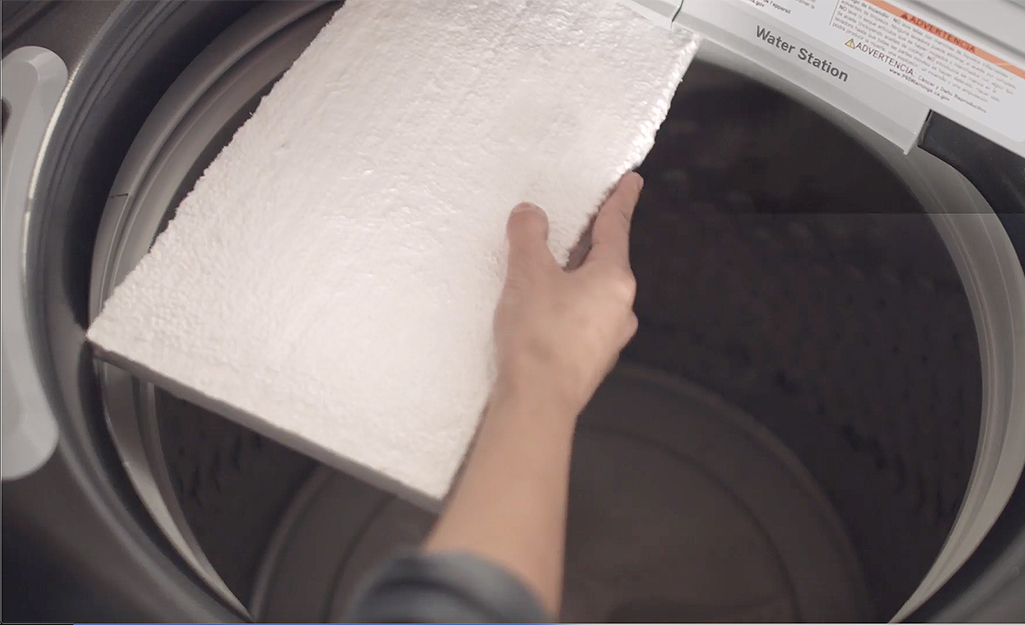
[588, 172, 643, 268]
[507, 202, 557, 275]
[564, 214, 596, 271]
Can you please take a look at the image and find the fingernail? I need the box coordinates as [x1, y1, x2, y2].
[512, 202, 538, 214]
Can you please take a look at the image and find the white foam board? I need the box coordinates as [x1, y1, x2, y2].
[88, 0, 700, 504]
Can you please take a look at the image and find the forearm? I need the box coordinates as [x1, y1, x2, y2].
[421, 173, 643, 618]
[423, 379, 579, 615]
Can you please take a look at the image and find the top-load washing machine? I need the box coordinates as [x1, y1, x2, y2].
[3, 0, 1024, 621]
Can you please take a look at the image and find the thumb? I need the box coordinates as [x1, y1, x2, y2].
[507, 203, 556, 275]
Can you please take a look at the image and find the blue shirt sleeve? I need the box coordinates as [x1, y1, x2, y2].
[345, 550, 550, 623]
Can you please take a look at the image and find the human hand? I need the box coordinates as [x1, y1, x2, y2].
[493, 172, 643, 419]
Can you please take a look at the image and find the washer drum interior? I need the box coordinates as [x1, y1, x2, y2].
[16, 1, 1023, 622]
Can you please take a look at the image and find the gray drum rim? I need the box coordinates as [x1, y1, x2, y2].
[87, 1, 339, 613]
[86, 1, 1025, 620]
[250, 364, 871, 622]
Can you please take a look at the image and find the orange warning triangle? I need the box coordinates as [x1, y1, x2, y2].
[845, 38, 855, 48]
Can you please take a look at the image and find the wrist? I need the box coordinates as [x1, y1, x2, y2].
[489, 368, 584, 430]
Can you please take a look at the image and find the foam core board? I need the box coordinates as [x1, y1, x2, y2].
[88, 0, 700, 505]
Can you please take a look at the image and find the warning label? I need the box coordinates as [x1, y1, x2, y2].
[738, 0, 1025, 141]
[843, 38, 913, 75]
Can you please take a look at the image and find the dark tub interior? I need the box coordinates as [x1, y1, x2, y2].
[152, 60, 981, 621]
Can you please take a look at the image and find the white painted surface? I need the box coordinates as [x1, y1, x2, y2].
[677, 0, 1025, 156]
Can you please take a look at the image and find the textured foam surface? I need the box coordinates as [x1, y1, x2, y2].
[87, 0, 699, 502]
